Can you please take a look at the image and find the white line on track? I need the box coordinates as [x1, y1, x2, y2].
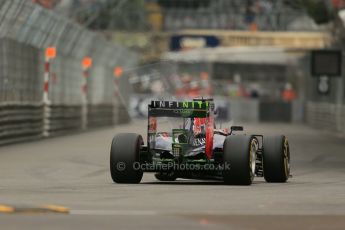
[70, 210, 158, 216]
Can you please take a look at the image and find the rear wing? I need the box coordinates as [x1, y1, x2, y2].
[148, 100, 214, 118]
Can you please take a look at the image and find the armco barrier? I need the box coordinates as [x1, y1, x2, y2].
[0, 103, 43, 145]
[228, 99, 259, 122]
[228, 100, 305, 123]
[306, 102, 340, 132]
[44, 105, 82, 137]
[259, 101, 292, 122]
[118, 104, 131, 124]
[87, 104, 113, 128]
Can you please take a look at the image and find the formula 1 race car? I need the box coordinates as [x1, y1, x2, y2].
[110, 99, 290, 185]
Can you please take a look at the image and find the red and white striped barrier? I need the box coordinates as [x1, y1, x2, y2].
[43, 58, 50, 104]
[43, 47, 56, 137]
[81, 57, 92, 130]
[81, 67, 89, 130]
[112, 67, 127, 125]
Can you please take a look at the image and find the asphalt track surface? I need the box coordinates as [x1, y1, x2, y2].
[0, 120, 345, 229]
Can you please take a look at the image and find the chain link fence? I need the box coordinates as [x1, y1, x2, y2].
[0, 0, 138, 145]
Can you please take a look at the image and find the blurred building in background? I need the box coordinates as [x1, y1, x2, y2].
[45, 0, 326, 32]
[39, 0, 331, 62]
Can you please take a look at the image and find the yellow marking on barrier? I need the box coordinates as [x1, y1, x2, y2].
[0, 205, 14, 213]
[44, 205, 70, 214]
[0, 204, 69, 214]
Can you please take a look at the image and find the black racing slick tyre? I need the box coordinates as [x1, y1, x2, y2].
[110, 133, 143, 184]
[223, 135, 258, 185]
[154, 172, 177, 181]
[263, 135, 290, 183]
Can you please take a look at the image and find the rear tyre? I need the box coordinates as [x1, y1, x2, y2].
[154, 172, 177, 181]
[223, 135, 257, 185]
[263, 135, 290, 183]
[110, 133, 143, 184]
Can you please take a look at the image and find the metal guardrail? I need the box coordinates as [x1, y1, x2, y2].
[306, 102, 343, 133]
[44, 105, 82, 137]
[0, 103, 43, 145]
[87, 104, 113, 128]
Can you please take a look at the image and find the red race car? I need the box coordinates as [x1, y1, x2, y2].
[110, 98, 291, 185]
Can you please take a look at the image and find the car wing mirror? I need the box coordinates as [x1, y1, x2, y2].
[231, 126, 244, 132]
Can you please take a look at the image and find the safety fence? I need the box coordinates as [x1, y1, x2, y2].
[306, 102, 342, 132]
[0, 0, 138, 145]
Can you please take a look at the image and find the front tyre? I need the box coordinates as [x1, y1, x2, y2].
[110, 133, 143, 184]
[263, 135, 290, 183]
[223, 135, 258, 185]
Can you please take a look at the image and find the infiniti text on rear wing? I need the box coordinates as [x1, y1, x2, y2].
[148, 101, 212, 118]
